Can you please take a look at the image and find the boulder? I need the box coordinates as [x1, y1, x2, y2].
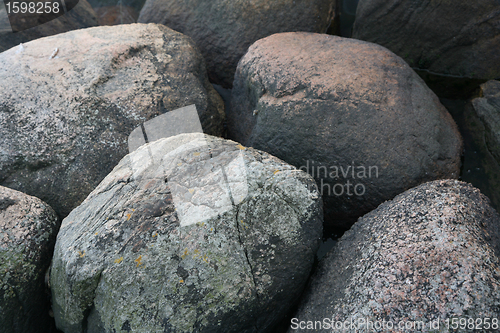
[0, 0, 98, 53]
[352, 0, 500, 97]
[228, 32, 462, 229]
[50, 133, 323, 333]
[138, 0, 336, 87]
[0, 23, 225, 218]
[469, 81, 500, 165]
[0, 186, 59, 333]
[462, 80, 500, 210]
[290, 180, 500, 332]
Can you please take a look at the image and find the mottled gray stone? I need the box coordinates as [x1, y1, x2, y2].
[0, 23, 225, 218]
[228, 32, 462, 229]
[50, 133, 323, 333]
[290, 180, 500, 333]
[138, 0, 336, 87]
[0, 186, 59, 333]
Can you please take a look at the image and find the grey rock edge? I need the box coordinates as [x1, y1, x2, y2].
[0, 186, 59, 333]
[138, 0, 336, 87]
[228, 32, 462, 229]
[290, 180, 500, 333]
[50, 133, 323, 333]
[352, 0, 500, 82]
[0, 23, 225, 219]
[469, 81, 500, 166]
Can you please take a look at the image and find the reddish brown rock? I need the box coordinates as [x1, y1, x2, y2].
[290, 180, 500, 333]
[138, 0, 336, 87]
[93, 6, 138, 26]
[228, 32, 462, 229]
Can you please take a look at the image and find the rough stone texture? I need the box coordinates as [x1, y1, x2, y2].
[290, 180, 500, 333]
[0, 186, 59, 333]
[0, 23, 225, 218]
[470, 81, 500, 165]
[93, 6, 138, 26]
[50, 133, 323, 333]
[0, 0, 98, 53]
[228, 32, 462, 229]
[352, 0, 500, 82]
[462, 80, 500, 211]
[138, 0, 336, 87]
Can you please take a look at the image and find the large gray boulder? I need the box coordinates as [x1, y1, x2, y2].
[352, 0, 500, 89]
[50, 133, 323, 333]
[290, 180, 500, 332]
[0, 186, 59, 333]
[0, 23, 225, 218]
[228, 32, 462, 229]
[0, 0, 98, 53]
[138, 0, 336, 87]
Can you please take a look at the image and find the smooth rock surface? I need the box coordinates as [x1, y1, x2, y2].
[50, 133, 323, 333]
[0, 23, 225, 218]
[290, 180, 500, 333]
[0, 0, 98, 53]
[228, 32, 462, 229]
[138, 0, 336, 87]
[352, 0, 500, 81]
[0, 186, 59, 333]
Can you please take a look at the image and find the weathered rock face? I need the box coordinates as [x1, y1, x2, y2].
[138, 0, 336, 87]
[50, 133, 323, 333]
[462, 80, 500, 211]
[469, 81, 500, 165]
[0, 23, 225, 218]
[290, 180, 500, 333]
[0, 0, 98, 53]
[352, 0, 500, 83]
[0, 186, 59, 333]
[228, 32, 462, 229]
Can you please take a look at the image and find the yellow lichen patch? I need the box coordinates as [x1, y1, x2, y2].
[78, 250, 85, 258]
[273, 169, 280, 175]
[126, 213, 132, 221]
[177, 162, 182, 166]
[135, 255, 143, 267]
[240, 220, 249, 229]
[114, 257, 123, 264]
[95, 232, 98, 235]
[179, 279, 184, 284]
[236, 144, 246, 150]
[193, 152, 200, 156]
[152, 232, 158, 237]
[188, 189, 195, 194]
[181, 248, 189, 259]
[203, 255, 209, 263]
[210, 228, 213, 232]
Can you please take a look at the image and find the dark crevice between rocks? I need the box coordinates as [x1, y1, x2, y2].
[233, 204, 261, 333]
